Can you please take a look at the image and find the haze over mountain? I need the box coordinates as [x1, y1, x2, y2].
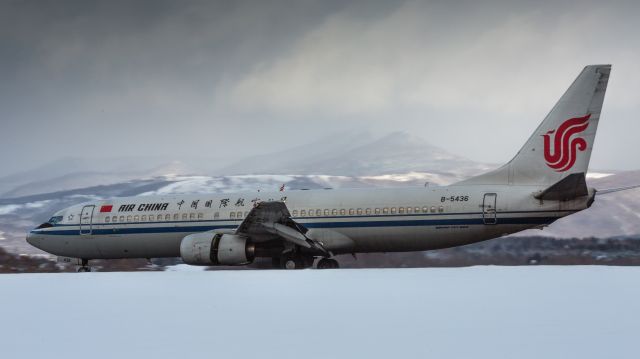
[220, 131, 488, 177]
[0, 132, 490, 198]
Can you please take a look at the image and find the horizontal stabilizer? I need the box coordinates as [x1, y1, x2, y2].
[597, 184, 640, 195]
[535, 173, 588, 201]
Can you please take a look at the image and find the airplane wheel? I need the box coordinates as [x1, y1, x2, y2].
[77, 266, 91, 272]
[281, 254, 306, 269]
[317, 258, 339, 269]
[283, 258, 302, 269]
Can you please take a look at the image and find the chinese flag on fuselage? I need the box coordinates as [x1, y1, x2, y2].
[100, 205, 113, 213]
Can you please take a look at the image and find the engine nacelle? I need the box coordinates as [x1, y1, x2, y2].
[180, 233, 255, 266]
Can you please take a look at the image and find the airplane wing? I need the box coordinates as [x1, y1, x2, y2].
[596, 184, 640, 195]
[235, 201, 328, 254]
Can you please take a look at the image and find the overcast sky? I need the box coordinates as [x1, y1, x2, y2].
[2, 0, 640, 176]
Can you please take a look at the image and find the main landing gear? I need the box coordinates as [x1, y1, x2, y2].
[77, 259, 91, 272]
[273, 254, 340, 270]
[278, 253, 314, 270]
[317, 258, 339, 269]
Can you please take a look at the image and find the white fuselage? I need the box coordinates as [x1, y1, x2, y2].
[26, 184, 593, 260]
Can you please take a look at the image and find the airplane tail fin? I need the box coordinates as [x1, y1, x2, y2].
[457, 64, 611, 186]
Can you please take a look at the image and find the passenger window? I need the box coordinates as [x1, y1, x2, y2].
[126, 215, 132, 222]
[324, 209, 329, 216]
[407, 207, 413, 214]
[237, 211, 243, 218]
[119, 216, 125, 222]
[316, 209, 322, 216]
[399, 207, 405, 214]
[173, 213, 179, 221]
[340, 209, 346, 216]
[423, 206, 429, 213]
[308, 210, 314, 217]
[357, 208, 363, 215]
[431, 206, 436, 213]
[292, 210, 298, 216]
[375, 208, 381, 214]
[198, 213, 204, 220]
[141, 215, 147, 221]
[214, 212, 220, 219]
[365, 208, 372, 215]
[332, 209, 338, 216]
[165, 214, 171, 221]
[189, 213, 195, 220]
[105, 216, 110, 223]
[438, 206, 444, 213]
[415, 207, 421, 213]
[134, 215, 140, 222]
[349, 209, 355, 215]
[112, 216, 118, 223]
[383, 208, 389, 214]
[182, 213, 188, 220]
[230, 212, 235, 219]
[301, 210, 306, 216]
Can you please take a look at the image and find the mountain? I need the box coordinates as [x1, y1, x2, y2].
[220, 131, 491, 177]
[0, 131, 489, 198]
[0, 158, 219, 198]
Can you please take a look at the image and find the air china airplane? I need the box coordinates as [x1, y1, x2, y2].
[27, 64, 634, 272]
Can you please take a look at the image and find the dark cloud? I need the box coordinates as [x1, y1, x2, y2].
[1, 0, 639, 175]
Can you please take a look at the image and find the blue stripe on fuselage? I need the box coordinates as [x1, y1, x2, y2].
[31, 216, 558, 236]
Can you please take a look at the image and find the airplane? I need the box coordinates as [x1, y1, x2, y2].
[27, 64, 635, 271]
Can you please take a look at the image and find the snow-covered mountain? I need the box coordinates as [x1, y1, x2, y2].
[220, 131, 490, 177]
[0, 131, 487, 198]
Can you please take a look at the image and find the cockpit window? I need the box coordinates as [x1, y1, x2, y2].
[36, 215, 63, 229]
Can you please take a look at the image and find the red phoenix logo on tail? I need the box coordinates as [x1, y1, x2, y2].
[542, 114, 590, 172]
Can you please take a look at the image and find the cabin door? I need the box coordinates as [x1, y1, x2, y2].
[482, 193, 497, 225]
[79, 205, 95, 235]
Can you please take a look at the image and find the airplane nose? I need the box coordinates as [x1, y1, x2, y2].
[26, 232, 40, 248]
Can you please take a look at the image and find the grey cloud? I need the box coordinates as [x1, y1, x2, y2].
[1, 0, 639, 175]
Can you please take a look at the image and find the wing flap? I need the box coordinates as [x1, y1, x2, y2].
[236, 201, 328, 254]
[268, 223, 312, 248]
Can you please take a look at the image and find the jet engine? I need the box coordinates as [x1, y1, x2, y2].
[180, 232, 255, 265]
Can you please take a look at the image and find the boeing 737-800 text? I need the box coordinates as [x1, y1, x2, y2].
[28, 65, 629, 271]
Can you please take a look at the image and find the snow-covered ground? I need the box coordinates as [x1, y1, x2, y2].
[1, 267, 638, 359]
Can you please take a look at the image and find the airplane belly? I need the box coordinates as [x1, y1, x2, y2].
[332, 223, 535, 253]
[95, 232, 183, 259]
[36, 234, 102, 258]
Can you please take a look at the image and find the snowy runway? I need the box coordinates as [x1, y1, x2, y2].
[1, 267, 639, 359]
